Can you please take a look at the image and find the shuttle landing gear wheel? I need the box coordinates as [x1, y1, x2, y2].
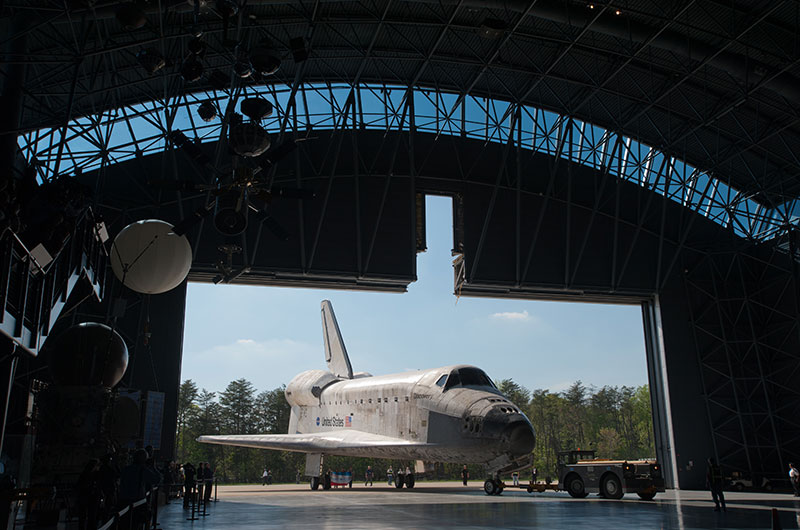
[406, 474, 415, 488]
[483, 479, 503, 495]
[310, 477, 320, 490]
[601, 474, 624, 499]
[395, 475, 405, 489]
[566, 475, 588, 498]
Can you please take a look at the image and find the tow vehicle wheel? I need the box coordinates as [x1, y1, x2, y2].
[395, 475, 405, 489]
[526, 486, 533, 494]
[494, 482, 504, 496]
[406, 474, 415, 488]
[566, 475, 588, 498]
[637, 491, 656, 501]
[600, 474, 624, 500]
[484, 479, 497, 496]
[310, 477, 320, 490]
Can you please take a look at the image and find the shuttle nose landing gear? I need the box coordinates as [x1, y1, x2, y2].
[483, 478, 503, 496]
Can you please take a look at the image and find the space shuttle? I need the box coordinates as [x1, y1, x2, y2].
[198, 300, 535, 491]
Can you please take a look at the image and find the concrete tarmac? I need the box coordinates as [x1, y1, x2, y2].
[160, 481, 800, 529]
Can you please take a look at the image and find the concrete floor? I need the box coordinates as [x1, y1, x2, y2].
[158, 482, 800, 529]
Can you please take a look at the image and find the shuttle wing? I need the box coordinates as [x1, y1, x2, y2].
[197, 429, 427, 454]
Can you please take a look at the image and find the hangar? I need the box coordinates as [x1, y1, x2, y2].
[1, 0, 799, 501]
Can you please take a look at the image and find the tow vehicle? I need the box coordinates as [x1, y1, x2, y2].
[485, 450, 665, 500]
[555, 449, 664, 500]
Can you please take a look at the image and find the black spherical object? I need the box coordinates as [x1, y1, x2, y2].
[48, 323, 128, 388]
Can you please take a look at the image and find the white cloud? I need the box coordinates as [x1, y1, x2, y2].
[182, 338, 319, 392]
[490, 310, 532, 322]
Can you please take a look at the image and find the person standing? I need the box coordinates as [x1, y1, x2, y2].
[512, 471, 519, 486]
[182, 462, 196, 508]
[262, 468, 269, 486]
[387, 465, 394, 486]
[196, 463, 205, 504]
[790, 463, 799, 496]
[706, 458, 726, 512]
[461, 465, 469, 486]
[203, 463, 213, 503]
[365, 465, 374, 486]
[531, 467, 537, 484]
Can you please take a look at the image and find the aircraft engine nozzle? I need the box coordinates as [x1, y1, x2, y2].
[505, 421, 536, 457]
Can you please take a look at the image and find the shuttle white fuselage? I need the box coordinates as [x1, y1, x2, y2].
[198, 301, 535, 479]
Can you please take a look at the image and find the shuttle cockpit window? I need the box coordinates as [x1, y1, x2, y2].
[443, 368, 497, 390]
[435, 375, 448, 387]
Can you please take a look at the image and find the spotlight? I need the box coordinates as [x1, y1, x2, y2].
[240, 97, 274, 122]
[188, 37, 206, 56]
[615, 9, 621, 15]
[115, 3, 147, 31]
[136, 48, 165, 75]
[197, 101, 217, 122]
[229, 121, 271, 157]
[233, 60, 253, 78]
[180, 57, 204, 82]
[249, 41, 280, 76]
[216, 0, 238, 17]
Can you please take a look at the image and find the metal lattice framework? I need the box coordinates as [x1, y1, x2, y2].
[5, 1, 800, 230]
[683, 241, 800, 477]
[16, 82, 800, 242]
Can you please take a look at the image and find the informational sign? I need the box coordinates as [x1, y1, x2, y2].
[142, 391, 165, 450]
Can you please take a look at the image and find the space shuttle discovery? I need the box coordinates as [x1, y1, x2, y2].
[198, 300, 535, 490]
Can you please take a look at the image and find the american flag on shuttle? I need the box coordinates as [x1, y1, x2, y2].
[346, 415, 352, 427]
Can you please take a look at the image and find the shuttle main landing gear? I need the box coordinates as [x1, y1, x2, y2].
[310, 476, 320, 490]
[483, 478, 503, 496]
[394, 473, 415, 489]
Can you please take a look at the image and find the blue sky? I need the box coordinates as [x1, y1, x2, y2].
[181, 196, 648, 395]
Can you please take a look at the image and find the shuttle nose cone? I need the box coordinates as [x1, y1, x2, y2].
[506, 421, 536, 457]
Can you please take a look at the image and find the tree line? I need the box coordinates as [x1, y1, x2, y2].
[176, 377, 654, 483]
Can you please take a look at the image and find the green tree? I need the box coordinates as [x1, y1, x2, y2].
[254, 386, 291, 434]
[497, 379, 531, 408]
[176, 379, 199, 462]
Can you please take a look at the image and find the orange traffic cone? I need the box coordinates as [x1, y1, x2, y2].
[772, 508, 782, 530]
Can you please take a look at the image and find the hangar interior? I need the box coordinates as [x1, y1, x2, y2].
[1, 0, 800, 521]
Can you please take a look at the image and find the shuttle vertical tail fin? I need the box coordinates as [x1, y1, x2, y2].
[321, 300, 354, 379]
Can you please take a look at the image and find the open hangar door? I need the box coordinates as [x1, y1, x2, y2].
[433, 146, 800, 490]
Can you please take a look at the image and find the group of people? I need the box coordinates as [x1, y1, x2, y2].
[76, 446, 163, 530]
[181, 461, 215, 508]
